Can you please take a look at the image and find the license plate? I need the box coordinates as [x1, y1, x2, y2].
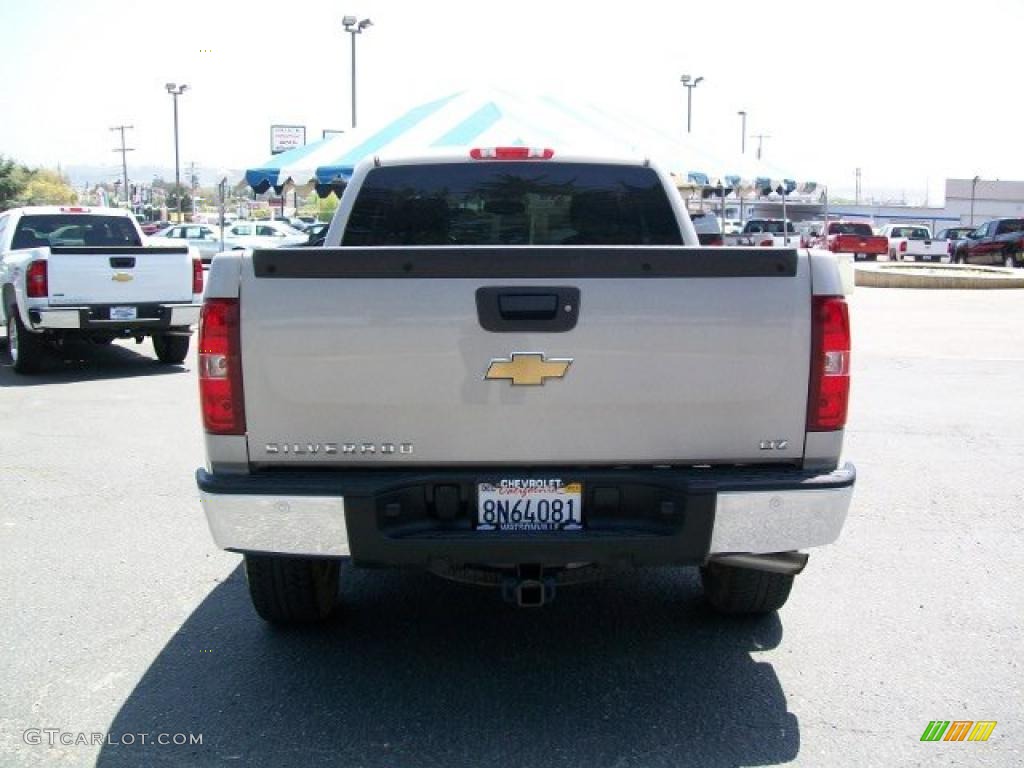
[109, 306, 137, 321]
[477, 480, 583, 532]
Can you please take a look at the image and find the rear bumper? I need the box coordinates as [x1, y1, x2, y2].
[196, 463, 855, 566]
[30, 304, 200, 331]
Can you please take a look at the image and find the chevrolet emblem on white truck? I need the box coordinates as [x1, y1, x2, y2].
[485, 352, 573, 386]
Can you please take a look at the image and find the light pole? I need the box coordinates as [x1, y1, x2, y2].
[679, 74, 703, 133]
[343, 15, 373, 129]
[737, 111, 747, 153]
[165, 83, 188, 222]
[970, 175, 980, 225]
[753, 133, 771, 160]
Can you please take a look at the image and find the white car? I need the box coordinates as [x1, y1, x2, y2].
[223, 221, 307, 249]
[149, 223, 225, 263]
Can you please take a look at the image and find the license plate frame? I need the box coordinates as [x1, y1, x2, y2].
[109, 306, 137, 321]
[477, 480, 583, 532]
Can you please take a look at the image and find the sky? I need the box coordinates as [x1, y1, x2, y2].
[1, 0, 1021, 203]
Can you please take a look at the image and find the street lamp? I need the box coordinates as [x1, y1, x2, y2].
[970, 175, 980, 225]
[343, 15, 373, 129]
[737, 111, 747, 153]
[680, 74, 704, 133]
[165, 83, 188, 222]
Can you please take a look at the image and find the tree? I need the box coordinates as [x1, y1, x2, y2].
[18, 169, 77, 206]
[0, 155, 30, 210]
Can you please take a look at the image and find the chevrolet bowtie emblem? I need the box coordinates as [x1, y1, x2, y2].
[111, 272, 133, 282]
[485, 353, 573, 386]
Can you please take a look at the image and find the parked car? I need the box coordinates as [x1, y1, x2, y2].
[222, 220, 307, 249]
[725, 218, 801, 247]
[689, 211, 723, 245]
[140, 220, 170, 235]
[878, 224, 947, 263]
[298, 222, 330, 247]
[952, 218, 1024, 267]
[150, 223, 225, 263]
[935, 226, 976, 262]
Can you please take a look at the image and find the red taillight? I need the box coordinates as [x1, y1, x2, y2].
[59, 206, 90, 213]
[899, 241, 907, 253]
[198, 298, 245, 435]
[192, 258, 204, 294]
[26, 261, 48, 298]
[708, 235, 724, 246]
[470, 147, 555, 160]
[760, 238, 773, 247]
[807, 296, 851, 431]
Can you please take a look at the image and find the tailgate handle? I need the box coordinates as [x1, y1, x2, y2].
[476, 286, 580, 333]
[499, 293, 558, 320]
[109, 257, 136, 269]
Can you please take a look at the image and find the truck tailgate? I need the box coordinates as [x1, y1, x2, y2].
[47, 246, 194, 305]
[240, 247, 812, 466]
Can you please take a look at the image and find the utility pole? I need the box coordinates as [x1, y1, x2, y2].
[737, 111, 747, 153]
[855, 167, 862, 205]
[110, 125, 134, 207]
[752, 133, 771, 160]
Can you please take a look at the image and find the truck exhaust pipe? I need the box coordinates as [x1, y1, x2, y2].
[708, 552, 808, 575]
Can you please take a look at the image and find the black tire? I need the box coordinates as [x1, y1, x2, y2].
[956, 251, 967, 265]
[93, 336, 116, 345]
[244, 554, 341, 624]
[700, 561, 795, 615]
[152, 333, 190, 364]
[6, 307, 45, 374]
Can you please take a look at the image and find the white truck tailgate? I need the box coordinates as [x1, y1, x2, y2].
[47, 246, 194, 305]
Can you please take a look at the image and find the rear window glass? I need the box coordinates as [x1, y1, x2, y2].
[341, 162, 683, 246]
[829, 222, 873, 236]
[745, 220, 795, 234]
[890, 227, 930, 239]
[12, 215, 141, 248]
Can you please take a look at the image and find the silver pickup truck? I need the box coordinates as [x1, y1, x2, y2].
[196, 149, 855, 623]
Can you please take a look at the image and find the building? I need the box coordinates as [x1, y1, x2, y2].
[945, 179, 1024, 226]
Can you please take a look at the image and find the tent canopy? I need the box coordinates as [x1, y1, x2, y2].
[245, 89, 816, 199]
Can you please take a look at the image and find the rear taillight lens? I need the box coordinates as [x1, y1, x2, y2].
[807, 296, 851, 431]
[192, 258, 204, 294]
[198, 298, 245, 435]
[26, 261, 48, 298]
[708, 235, 724, 246]
[760, 238, 773, 247]
[899, 241, 907, 253]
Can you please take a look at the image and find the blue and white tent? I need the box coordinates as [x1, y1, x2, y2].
[244, 89, 816, 199]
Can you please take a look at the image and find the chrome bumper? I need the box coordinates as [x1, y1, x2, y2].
[33, 304, 201, 330]
[198, 464, 854, 561]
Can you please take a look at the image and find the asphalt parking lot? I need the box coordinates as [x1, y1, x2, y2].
[1, 287, 1021, 767]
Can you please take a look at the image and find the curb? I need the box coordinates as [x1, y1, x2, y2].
[854, 263, 1024, 290]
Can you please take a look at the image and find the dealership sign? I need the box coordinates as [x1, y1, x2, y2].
[270, 125, 306, 154]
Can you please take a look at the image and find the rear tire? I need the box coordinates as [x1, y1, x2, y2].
[6, 307, 45, 374]
[152, 333, 190, 364]
[701, 561, 795, 615]
[244, 555, 341, 624]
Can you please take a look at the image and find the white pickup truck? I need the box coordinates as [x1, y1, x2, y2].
[879, 224, 947, 262]
[0, 206, 203, 373]
[725, 218, 803, 248]
[196, 148, 856, 623]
